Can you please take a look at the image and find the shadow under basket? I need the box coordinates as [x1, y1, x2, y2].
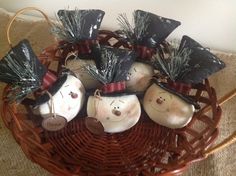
[1, 31, 222, 176]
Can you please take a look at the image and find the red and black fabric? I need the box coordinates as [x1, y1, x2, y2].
[134, 45, 156, 60]
[101, 81, 126, 94]
[58, 40, 98, 59]
[86, 45, 136, 95]
[167, 79, 192, 95]
[41, 70, 57, 90]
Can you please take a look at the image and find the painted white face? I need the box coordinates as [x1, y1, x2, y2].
[126, 62, 154, 92]
[87, 95, 141, 133]
[39, 75, 85, 122]
[143, 84, 195, 129]
[66, 59, 101, 89]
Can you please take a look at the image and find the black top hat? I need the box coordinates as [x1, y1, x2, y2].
[86, 45, 137, 96]
[52, 9, 105, 60]
[177, 35, 225, 84]
[117, 10, 181, 50]
[0, 40, 47, 102]
[152, 35, 225, 108]
[52, 9, 105, 43]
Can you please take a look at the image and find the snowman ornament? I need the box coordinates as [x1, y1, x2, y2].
[143, 82, 195, 128]
[52, 9, 105, 90]
[117, 10, 181, 92]
[0, 39, 86, 131]
[143, 35, 225, 129]
[86, 46, 141, 134]
[35, 74, 85, 131]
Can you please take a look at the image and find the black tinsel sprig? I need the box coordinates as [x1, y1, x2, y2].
[117, 11, 150, 45]
[153, 44, 192, 81]
[51, 9, 105, 43]
[0, 40, 46, 102]
[117, 10, 181, 48]
[86, 45, 135, 84]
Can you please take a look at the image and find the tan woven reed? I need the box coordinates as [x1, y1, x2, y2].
[1, 7, 236, 176]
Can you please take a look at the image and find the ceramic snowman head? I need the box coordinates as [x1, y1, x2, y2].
[52, 9, 105, 90]
[86, 46, 141, 133]
[126, 62, 154, 92]
[118, 10, 181, 92]
[144, 35, 225, 129]
[87, 94, 140, 133]
[34, 74, 85, 131]
[143, 83, 195, 128]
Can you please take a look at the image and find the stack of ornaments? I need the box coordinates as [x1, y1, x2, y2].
[0, 9, 225, 134]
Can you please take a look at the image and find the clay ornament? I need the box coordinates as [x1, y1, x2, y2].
[117, 10, 181, 91]
[87, 94, 141, 133]
[0, 39, 56, 102]
[144, 36, 225, 129]
[86, 46, 141, 133]
[126, 62, 154, 92]
[143, 83, 195, 129]
[34, 74, 85, 131]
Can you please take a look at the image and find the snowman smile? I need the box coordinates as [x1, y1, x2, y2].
[104, 111, 129, 122]
[150, 103, 169, 113]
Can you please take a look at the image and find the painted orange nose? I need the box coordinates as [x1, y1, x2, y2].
[156, 98, 163, 104]
[112, 109, 121, 116]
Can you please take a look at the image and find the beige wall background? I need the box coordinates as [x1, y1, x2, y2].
[0, 0, 236, 53]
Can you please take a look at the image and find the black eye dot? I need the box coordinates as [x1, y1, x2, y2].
[117, 107, 119, 109]
[164, 99, 166, 101]
[114, 107, 116, 109]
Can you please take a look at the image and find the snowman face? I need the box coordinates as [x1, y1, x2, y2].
[66, 59, 101, 89]
[87, 95, 141, 133]
[39, 75, 85, 122]
[126, 62, 154, 92]
[143, 84, 195, 129]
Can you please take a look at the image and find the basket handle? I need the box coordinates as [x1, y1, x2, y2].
[203, 88, 236, 158]
[6, 7, 53, 48]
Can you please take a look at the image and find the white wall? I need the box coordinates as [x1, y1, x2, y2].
[1, 0, 236, 53]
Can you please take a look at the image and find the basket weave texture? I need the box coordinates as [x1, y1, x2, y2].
[1, 30, 222, 176]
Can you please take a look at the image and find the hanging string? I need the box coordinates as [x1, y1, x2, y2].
[45, 91, 56, 118]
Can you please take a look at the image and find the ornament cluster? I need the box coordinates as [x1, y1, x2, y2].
[0, 9, 225, 133]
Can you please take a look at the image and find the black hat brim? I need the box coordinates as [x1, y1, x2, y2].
[152, 79, 200, 109]
[34, 74, 68, 106]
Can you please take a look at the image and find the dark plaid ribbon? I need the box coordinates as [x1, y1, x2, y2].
[102, 81, 126, 94]
[59, 40, 98, 58]
[41, 71, 57, 90]
[134, 45, 156, 59]
[167, 80, 192, 95]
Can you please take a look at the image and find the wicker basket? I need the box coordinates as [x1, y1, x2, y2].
[1, 7, 236, 176]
